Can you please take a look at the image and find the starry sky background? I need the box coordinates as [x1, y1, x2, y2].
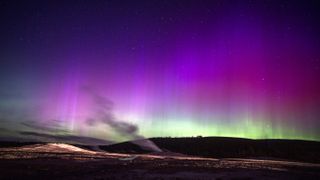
[0, 0, 320, 144]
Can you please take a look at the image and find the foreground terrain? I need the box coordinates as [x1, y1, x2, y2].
[0, 142, 320, 179]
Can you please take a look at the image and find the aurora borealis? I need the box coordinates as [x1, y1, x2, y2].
[0, 0, 320, 143]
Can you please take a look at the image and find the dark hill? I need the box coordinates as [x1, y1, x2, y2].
[0, 142, 44, 148]
[100, 137, 320, 163]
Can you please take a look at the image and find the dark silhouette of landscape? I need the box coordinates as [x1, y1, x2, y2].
[101, 137, 320, 163]
[1, 137, 320, 179]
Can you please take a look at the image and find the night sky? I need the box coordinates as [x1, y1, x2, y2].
[1, 0, 320, 144]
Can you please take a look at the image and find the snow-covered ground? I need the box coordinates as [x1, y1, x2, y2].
[0, 143, 319, 179]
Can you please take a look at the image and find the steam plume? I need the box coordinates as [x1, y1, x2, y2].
[82, 86, 162, 152]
